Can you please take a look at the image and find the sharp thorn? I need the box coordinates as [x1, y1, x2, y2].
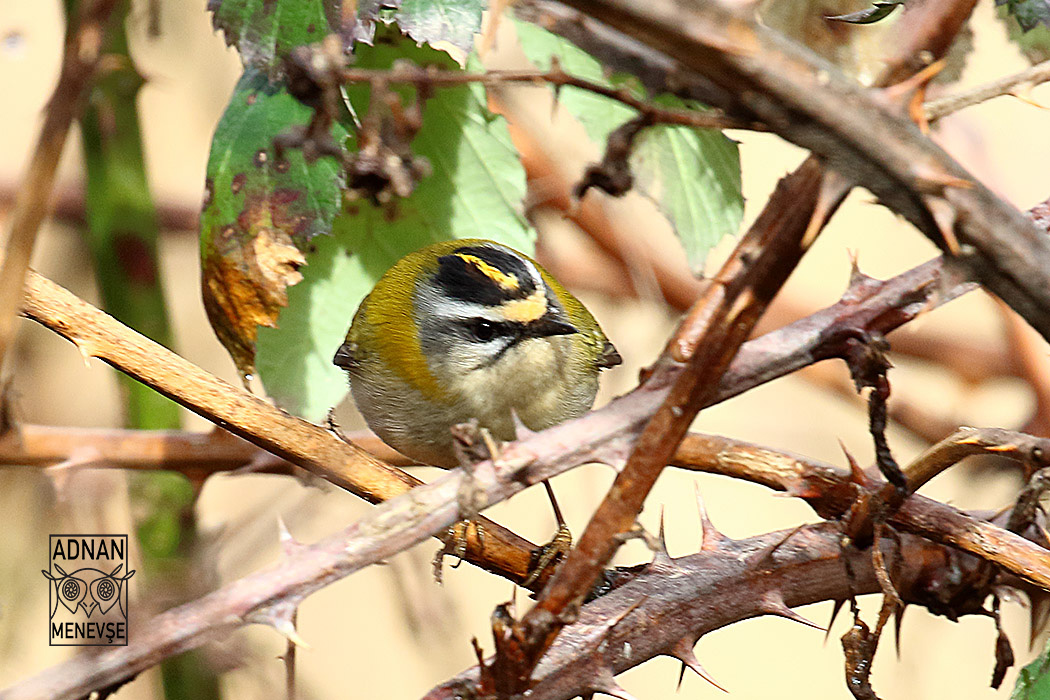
[248, 605, 310, 649]
[1010, 85, 1050, 110]
[761, 591, 826, 632]
[591, 668, 639, 700]
[1030, 592, 1050, 649]
[276, 515, 301, 557]
[846, 251, 877, 290]
[509, 408, 537, 440]
[826, 599, 846, 643]
[652, 507, 673, 567]
[694, 482, 727, 551]
[658, 507, 668, 553]
[670, 638, 728, 693]
[924, 195, 961, 255]
[912, 162, 973, 194]
[746, 526, 804, 570]
[801, 169, 851, 249]
[893, 604, 907, 658]
[839, 440, 873, 488]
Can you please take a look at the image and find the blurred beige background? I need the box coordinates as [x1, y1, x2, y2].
[1, 1, 1049, 698]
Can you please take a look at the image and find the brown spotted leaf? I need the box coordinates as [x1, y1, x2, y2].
[200, 68, 347, 380]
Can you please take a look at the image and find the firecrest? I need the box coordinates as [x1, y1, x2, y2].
[333, 239, 621, 468]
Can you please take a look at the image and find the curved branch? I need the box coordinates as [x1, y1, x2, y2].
[0, 0, 120, 368]
[19, 269, 542, 586]
[540, 0, 1050, 340]
[424, 519, 1037, 700]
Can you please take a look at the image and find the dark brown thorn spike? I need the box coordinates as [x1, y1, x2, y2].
[651, 507, 673, 568]
[839, 440, 873, 488]
[846, 252, 877, 291]
[670, 637, 728, 693]
[589, 668, 639, 700]
[694, 482, 728, 551]
[826, 599, 847, 644]
[746, 525, 805, 570]
[760, 591, 827, 631]
[597, 595, 648, 639]
[925, 195, 961, 255]
[892, 604, 907, 659]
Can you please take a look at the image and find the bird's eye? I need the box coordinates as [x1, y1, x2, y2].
[470, 320, 496, 342]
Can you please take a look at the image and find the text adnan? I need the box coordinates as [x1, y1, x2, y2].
[51, 537, 125, 561]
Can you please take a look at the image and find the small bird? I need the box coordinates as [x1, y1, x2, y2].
[333, 239, 621, 468]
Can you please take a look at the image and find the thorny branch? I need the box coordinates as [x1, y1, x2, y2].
[8, 1, 1050, 698]
[8, 390, 1050, 700]
[284, 52, 763, 133]
[425, 521, 1046, 700]
[10, 189, 1050, 698]
[0, 0, 120, 370]
[426, 429, 1050, 700]
[18, 269, 545, 588]
[490, 155, 837, 692]
[529, 0, 1050, 341]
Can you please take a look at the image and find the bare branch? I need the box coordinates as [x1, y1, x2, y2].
[0, 0, 120, 369]
[19, 269, 543, 586]
[323, 63, 764, 132]
[535, 0, 1050, 340]
[425, 518, 1044, 700]
[925, 59, 1050, 122]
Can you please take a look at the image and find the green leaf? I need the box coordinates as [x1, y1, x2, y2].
[397, 0, 485, 59]
[1012, 640, 1050, 699]
[515, 20, 742, 271]
[209, 0, 487, 70]
[999, 3, 1050, 63]
[200, 68, 348, 378]
[210, 0, 344, 70]
[255, 36, 531, 421]
[998, 0, 1050, 32]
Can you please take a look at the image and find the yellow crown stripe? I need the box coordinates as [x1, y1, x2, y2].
[502, 288, 548, 323]
[456, 253, 520, 291]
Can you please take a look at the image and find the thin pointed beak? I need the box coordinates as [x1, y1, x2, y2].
[333, 343, 356, 370]
[527, 316, 578, 338]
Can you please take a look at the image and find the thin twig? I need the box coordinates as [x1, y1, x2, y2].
[0, 0, 120, 370]
[334, 64, 763, 132]
[925, 59, 1050, 122]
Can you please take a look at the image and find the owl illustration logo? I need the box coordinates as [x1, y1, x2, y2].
[41, 563, 134, 618]
[44, 535, 133, 646]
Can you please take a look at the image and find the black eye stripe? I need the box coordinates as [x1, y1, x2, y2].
[464, 318, 517, 342]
